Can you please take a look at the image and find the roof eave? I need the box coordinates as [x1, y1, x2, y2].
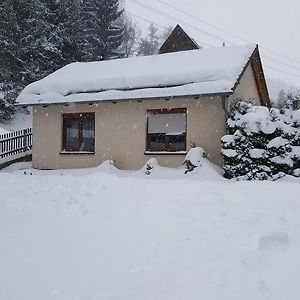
[15, 91, 233, 107]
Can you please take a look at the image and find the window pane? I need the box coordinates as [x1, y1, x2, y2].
[148, 113, 186, 134]
[169, 134, 186, 151]
[149, 133, 166, 151]
[66, 119, 79, 150]
[82, 119, 95, 151]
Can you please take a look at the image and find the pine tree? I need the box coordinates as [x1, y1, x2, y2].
[39, 0, 83, 68]
[0, 0, 41, 121]
[277, 89, 287, 108]
[222, 102, 300, 180]
[0, 0, 49, 85]
[286, 90, 300, 110]
[81, 0, 124, 61]
[119, 14, 140, 57]
[0, 82, 16, 122]
[0, 0, 125, 121]
[137, 24, 160, 56]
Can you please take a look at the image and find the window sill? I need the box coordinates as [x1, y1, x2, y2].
[144, 151, 187, 156]
[60, 151, 95, 155]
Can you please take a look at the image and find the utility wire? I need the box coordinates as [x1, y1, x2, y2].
[264, 65, 300, 78]
[126, 10, 212, 47]
[263, 55, 300, 73]
[128, 0, 231, 47]
[153, 0, 300, 66]
[129, 0, 300, 77]
[126, 11, 169, 30]
[128, 10, 300, 79]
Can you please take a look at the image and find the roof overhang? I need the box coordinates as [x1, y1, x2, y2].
[16, 91, 233, 107]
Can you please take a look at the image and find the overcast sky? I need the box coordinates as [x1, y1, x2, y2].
[126, 0, 300, 98]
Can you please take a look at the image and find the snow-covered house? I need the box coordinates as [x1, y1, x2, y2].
[16, 44, 270, 170]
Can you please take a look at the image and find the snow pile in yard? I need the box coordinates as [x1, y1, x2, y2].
[0, 165, 300, 300]
[16, 44, 256, 105]
[183, 147, 224, 178]
[0, 109, 32, 134]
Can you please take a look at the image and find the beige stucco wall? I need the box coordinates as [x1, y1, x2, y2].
[228, 63, 261, 108]
[32, 96, 227, 170]
[32, 64, 262, 170]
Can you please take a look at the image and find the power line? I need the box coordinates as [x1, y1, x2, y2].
[126, 11, 169, 30]
[126, 11, 213, 47]
[263, 55, 300, 73]
[152, 0, 300, 66]
[264, 65, 300, 78]
[127, 0, 231, 47]
[129, 0, 300, 72]
[127, 3, 300, 80]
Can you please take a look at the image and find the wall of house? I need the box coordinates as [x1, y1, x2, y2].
[32, 96, 227, 170]
[32, 63, 263, 171]
[228, 63, 261, 108]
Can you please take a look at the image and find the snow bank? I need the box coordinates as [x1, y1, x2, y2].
[0, 168, 299, 300]
[16, 45, 257, 106]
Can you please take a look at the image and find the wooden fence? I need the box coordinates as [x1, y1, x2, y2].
[0, 128, 32, 160]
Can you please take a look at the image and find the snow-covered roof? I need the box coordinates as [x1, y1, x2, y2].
[16, 44, 257, 106]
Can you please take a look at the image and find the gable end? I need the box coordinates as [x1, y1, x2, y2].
[232, 45, 270, 107]
[159, 24, 201, 54]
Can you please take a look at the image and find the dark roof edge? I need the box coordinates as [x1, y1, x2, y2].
[15, 91, 233, 107]
[231, 44, 258, 93]
[231, 44, 270, 106]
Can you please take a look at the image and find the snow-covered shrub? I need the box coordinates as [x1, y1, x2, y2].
[222, 102, 300, 180]
[286, 90, 300, 111]
[184, 147, 206, 174]
[144, 158, 158, 175]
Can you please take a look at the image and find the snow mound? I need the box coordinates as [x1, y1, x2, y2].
[258, 233, 290, 251]
[184, 147, 206, 167]
[184, 147, 224, 178]
[144, 158, 159, 175]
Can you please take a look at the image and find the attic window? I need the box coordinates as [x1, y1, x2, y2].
[147, 108, 187, 152]
[62, 113, 95, 152]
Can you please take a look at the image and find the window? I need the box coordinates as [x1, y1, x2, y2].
[147, 108, 187, 152]
[62, 113, 95, 152]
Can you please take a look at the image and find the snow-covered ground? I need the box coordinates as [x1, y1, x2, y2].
[0, 161, 300, 300]
[0, 109, 32, 135]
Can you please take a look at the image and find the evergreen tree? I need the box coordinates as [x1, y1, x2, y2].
[119, 14, 140, 57]
[277, 89, 287, 108]
[0, 0, 42, 121]
[286, 90, 300, 110]
[39, 0, 83, 68]
[0, 0, 125, 121]
[0, 82, 16, 122]
[81, 0, 124, 61]
[222, 102, 300, 180]
[137, 24, 160, 56]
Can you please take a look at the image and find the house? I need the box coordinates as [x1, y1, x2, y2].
[16, 44, 270, 170]
[159, 24, 201, 54]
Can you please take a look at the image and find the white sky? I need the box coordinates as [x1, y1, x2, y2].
[125, 0, 300, 97]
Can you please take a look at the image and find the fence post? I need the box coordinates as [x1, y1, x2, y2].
[23, 129, 27, 152]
